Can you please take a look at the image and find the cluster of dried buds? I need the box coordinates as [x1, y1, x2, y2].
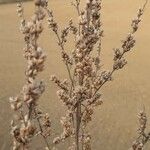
[47, 10, 77, 65]
[53, 111, 74, 145]
[36, 111, 51, 139]
[131, 110, 150, 150]
[81, 133, 92, 150]
[46, 0, 148, 149]
[10, 1, 51, 149]
[11, 0, 148, 149]
[46, 0, 104, 149]
[113, 0, 148, 73]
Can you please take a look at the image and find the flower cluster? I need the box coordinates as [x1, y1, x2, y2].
[131, 0, 148, 34]
[50, 75, 69, 92]
[10, 1, 51, 149]
[16, 3, 24, 18]
[60, 20, 77, 45]
[113, 1, 148, 73]
[82, 133, 91, 150]
[53, 111, 74, 145]
[12, 0, 148, 149]
[47, 10, 58, 32]
[47, 0, 105, 149]
[11, 115, 36, 150]
[47, 0, 148, 149]
[24, 47, 46, 79]
[82, 106, 93, 128]
[131, 110, 150, 150]
[113, 58, 127, 70]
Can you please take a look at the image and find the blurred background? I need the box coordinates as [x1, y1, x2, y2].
[0, 0, 150, 149]
[0, 0, 30, 4]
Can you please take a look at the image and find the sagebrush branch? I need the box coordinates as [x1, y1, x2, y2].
[10, 0, 51, 149]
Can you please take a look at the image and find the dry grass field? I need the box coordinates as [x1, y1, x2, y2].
[0, 0, 150, 149]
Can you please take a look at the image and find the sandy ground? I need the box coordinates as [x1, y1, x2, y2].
[0, 0, 150, 149]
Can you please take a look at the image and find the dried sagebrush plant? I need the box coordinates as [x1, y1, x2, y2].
[10, 0, 149, 149]
[10, 1, 51, 149]
[131, 109, 150, 150]
[45, 0, 148, 149]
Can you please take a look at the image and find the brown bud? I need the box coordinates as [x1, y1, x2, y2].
[34, 0, 41, 6]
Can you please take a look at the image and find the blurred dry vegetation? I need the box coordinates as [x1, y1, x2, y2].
[0, 0, 150, 149]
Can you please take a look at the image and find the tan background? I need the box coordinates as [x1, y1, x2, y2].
[0, 0, 30, 4]
[0, 0, 150, 149]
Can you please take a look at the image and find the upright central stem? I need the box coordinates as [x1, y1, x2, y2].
[75, 101, 81, 150]
[75, 74, 83, 150]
